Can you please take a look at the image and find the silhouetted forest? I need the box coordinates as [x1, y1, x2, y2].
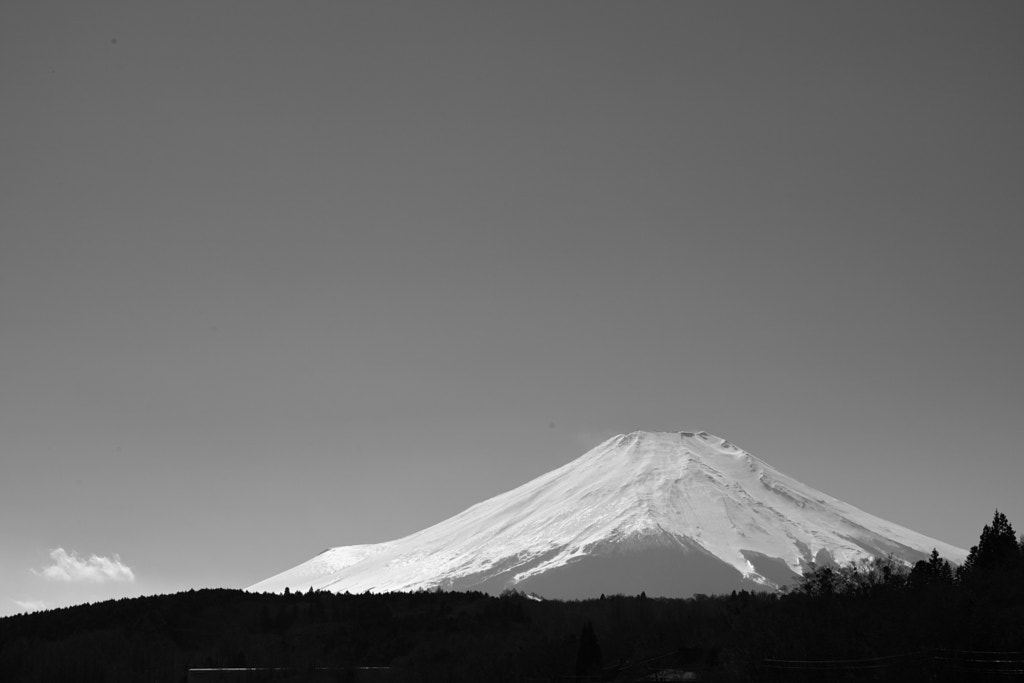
[2, 510, 1022, 681]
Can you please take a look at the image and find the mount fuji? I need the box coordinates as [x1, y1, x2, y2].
[249, 431, 966, 598]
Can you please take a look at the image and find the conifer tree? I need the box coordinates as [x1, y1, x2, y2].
[575, 621, 603, 676]
[910, 549, 953, 588]
[959, 509, 1019, 581]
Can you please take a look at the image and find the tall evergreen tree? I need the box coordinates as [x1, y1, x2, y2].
[910, 549, 953, 589]
[575, 620, 604, 677]
[959, 509, 1019, 581]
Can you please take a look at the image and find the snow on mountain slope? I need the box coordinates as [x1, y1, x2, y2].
[248, 431, 966, 597]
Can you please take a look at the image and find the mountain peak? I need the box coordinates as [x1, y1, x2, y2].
[250, 431, 967, 598]
[613, 429, 740, 449]
[600, 430, 753, 472]
[614, 429, 712, 441]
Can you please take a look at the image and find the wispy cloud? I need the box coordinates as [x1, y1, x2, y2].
[32, 548, 135, 583]
[12, 599, 46, 613]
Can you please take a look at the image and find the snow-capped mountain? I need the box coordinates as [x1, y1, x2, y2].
[249, 431, 966, 598]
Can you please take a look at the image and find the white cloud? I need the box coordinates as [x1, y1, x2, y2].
[33, 548, 135, 583]
[12, 599, 46, 613]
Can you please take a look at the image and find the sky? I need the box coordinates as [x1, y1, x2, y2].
[2, 1, 1022, 616]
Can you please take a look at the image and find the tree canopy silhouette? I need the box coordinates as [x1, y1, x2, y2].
[958, 509, 1020, 582]
[4, 509, 1024, 681]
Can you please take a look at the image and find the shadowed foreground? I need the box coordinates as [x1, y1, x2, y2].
[2, 511, 1022, 681]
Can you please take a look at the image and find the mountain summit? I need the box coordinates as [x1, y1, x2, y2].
[249, 431, 966, 598]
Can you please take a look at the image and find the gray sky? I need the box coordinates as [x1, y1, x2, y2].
[2, 1, 1022, 615]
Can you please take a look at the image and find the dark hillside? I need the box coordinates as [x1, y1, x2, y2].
[2, 511, 1022, 682]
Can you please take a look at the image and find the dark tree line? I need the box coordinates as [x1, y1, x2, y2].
[1, 510, 1022, 682]
[794, 509, 1024, 599]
